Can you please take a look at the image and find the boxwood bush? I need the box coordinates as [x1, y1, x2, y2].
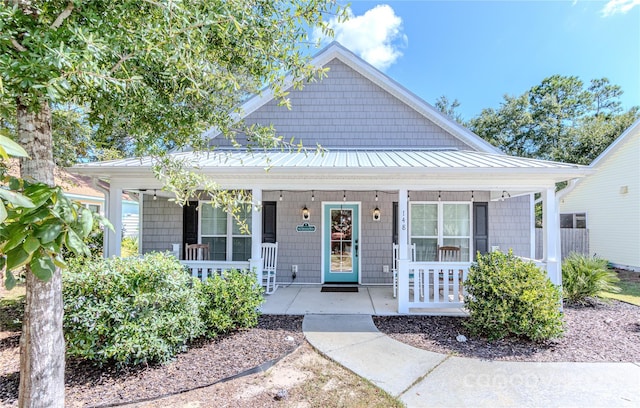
[197, 269, 264, 336]
[464, 250, 563, 341]
[562, 253, 620, 304]
[63, 252, 204, 366]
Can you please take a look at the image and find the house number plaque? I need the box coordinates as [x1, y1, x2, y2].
[296, 223, 316, 232]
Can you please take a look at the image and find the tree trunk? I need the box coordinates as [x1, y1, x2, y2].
[17, 100, 65, 407]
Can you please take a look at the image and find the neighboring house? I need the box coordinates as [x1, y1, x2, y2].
[559, 119, 640, 271]
[71, 42, 589, 313]
[6, 161, 139, 238]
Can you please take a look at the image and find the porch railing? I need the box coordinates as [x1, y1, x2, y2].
[181, 260, 251, 281]
[405, 262, 472, 308]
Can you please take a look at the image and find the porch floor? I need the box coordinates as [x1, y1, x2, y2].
[259, 285, 468, 316]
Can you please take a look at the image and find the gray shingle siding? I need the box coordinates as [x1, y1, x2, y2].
[488, 195, 532, 257]
[140, 191, 532, 283]
[142, 197, 183, 254]
[214, 59, 472, 150]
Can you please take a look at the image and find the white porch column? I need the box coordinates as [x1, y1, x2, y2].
[530, 193, 536, 259]
[105, 185, 123, 257]
[397, 188, 409, 313]
[249, 188, 263, 284]
[542, 187, 560, 286]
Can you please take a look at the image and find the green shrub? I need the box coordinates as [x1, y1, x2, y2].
[121, 236, 139, 257]
[464, 250, 563, 341]
[198, 269, 264, 336]
[562, 253, 620, 304]
[63, 252, 204, 366]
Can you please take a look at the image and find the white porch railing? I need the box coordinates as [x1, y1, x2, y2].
[404, 262, 472, 308]
[181, 260, 250, 281]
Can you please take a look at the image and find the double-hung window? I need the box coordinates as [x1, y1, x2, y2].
[410, 202, 471, 262]
[199, 203, 252, 261]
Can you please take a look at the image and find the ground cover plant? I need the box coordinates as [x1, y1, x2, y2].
[562, 253, 620, 304]
[464, 250, 563, 341]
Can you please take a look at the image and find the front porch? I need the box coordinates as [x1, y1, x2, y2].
[258, 285, 467, 316]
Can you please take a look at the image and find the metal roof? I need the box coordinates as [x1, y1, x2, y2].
[73, 149, 583, 171]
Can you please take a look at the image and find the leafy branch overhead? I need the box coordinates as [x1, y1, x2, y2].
[0, 136, 112, 289]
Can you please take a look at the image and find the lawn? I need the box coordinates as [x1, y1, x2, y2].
[600, 270, 640, 306]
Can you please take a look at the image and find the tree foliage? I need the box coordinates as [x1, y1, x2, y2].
[468, 75, 639, 163]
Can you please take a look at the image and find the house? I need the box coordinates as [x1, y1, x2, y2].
[70, 42, 589, 313]
[6, 160, 140, 237]
[559, 119, 640, 271]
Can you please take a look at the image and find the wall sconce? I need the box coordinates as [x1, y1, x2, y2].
[302, 205, 310, 221]
[372, 206, 381, 221]
[153, 189, 157, 200]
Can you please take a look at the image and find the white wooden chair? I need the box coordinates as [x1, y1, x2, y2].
[261, 242, 278, 294]
[185, 243, 210, 260]
[391, 243, 417, 298]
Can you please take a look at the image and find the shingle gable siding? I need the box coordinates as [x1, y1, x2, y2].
[214, 58, 473, 150]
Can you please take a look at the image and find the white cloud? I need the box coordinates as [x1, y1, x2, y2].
[314, 4, 407, 71]
[601, 0, 640, 16]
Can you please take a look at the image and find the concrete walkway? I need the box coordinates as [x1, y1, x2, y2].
[302, 315, 640, 408]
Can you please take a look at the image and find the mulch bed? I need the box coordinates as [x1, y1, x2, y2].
[1, 300, 639, 407]
[374, 300, 640, 362]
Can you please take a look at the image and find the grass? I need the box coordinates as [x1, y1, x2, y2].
[600, 272, 640, 306]
[0, 283, 26, 331]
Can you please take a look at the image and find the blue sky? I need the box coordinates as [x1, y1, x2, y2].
[315, 1, 639, 120]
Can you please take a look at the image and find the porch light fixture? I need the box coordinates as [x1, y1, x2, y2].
[153, 190, 157, 201]
[471, 191, 474, 202]
[343, 190, 346, 201]
[311, 190, 315, 201]
[375, 191, 378, 202]
[279, 190, 283, 201]
[438, 191, 441, 201]
[302, 205, 310, 221]
[500, 191, 511, 201]
[372, 206, 381, 221]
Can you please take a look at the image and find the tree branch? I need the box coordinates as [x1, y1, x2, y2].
[10, 38, 27, 52]
[109, 53, 134, 74]
[50, 2, 74, 29]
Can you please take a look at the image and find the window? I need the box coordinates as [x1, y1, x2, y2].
[200, 203, 252, 261]
[410, 202, 471, 261]
[560, 213, 586, 229]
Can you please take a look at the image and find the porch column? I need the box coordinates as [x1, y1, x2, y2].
[542, 187, 560, 286]
[249, 188, 263, 284]
[105, 185, 123, 257]
[397, 188, 409, 313]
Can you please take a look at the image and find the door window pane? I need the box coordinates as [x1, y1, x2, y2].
[330, 209, 353, 272]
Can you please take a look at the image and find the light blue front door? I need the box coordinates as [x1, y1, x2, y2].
[323, 204, 359, 283]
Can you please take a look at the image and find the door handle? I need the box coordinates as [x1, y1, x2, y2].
[355, 239, 358, 257]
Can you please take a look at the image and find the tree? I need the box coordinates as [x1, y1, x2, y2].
[468, 76, 639, 163]
[434, 95, 464, 124]
[0, 1, 341, 406]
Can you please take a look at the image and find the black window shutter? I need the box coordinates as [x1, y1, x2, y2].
[473, 202, 489, 260]
[392, 202, 398, 244]
[262, 201, 277, 243]
[183, 201, 199, 256]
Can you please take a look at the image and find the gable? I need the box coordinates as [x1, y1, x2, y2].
[214, 57, 476, 151]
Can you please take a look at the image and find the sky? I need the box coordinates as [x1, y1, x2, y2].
[313, 0, 640, 121]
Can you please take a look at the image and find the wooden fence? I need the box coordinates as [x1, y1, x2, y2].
[535, 228, 589, 260]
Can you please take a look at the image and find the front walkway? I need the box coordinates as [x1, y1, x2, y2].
[303, 315, 640, 407]
[259, 285, 466, 316]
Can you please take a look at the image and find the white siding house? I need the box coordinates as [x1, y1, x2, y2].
[559, 119, 640, 271]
